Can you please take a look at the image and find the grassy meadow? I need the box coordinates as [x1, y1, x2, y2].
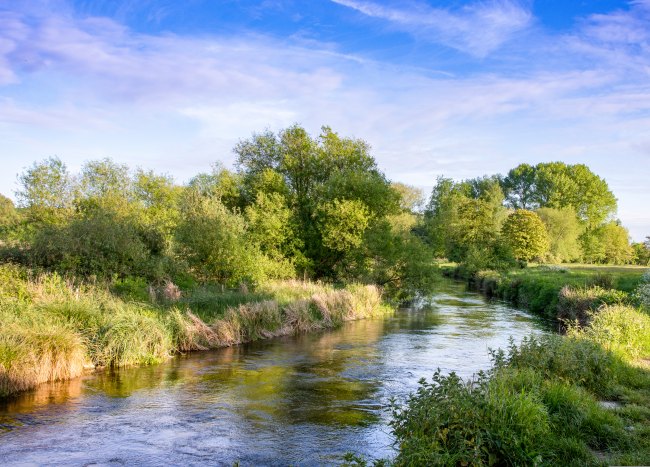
[0, 264, 391, 398]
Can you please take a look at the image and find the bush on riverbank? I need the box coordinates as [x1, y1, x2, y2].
[391, 329, 650, 466]
[0, 264, 390, 398]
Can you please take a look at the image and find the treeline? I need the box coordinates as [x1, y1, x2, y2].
[1, 127, 647, 295]
[424, 161, 650, 271]
[0, 126, 436, 299]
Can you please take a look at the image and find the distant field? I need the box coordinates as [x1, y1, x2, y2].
[545, 263, 649, 272]
[440, 261, 648, 293]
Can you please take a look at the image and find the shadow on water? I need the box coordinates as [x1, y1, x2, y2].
[0, 278, 548, 465]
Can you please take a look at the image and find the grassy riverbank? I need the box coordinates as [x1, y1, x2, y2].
[0, 264, 391, 398]
[384, 266, 650, 466]
[443, 264, 645, 322]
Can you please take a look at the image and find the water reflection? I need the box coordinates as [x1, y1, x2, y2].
[0, 280, 547, 465]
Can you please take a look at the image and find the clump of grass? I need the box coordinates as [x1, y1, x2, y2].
[97, 306, 173, 367]
[178, 285, 270, 321]
[0, 317, 88, 397]
[167, 308, 218, 351]
[209, 285, 389, 346]
[258, 279, 335, 305]
[212, 300, 283, 345]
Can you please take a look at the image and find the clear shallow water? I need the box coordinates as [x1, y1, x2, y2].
[0, 280, 547, 466]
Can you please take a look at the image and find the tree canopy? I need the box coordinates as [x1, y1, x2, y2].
[501, 210, 550, 262]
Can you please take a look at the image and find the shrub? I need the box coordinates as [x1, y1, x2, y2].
[632, 271, 650, 311]
[475, 270, 501, 296]
[570, 304, 650, 361]
[493, 335, 619, 397]
[557, 285, 629, 326]
[111, 276, 150, 302]
[390, 369, 550, 466]
[586, 272, 615, 289]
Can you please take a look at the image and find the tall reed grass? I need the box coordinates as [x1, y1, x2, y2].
[0, 264, 391, 397]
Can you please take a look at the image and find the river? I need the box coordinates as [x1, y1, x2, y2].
[0, 280, 547, 465]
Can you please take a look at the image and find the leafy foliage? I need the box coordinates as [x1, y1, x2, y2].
[501, 209, 549, 262]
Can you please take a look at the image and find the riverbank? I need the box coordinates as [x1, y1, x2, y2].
[443, 264, 645, 323]
[388, 266, 650, 465]
[0, 264, 391, 398]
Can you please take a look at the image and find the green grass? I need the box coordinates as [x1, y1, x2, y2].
[0, 264, 392, 398]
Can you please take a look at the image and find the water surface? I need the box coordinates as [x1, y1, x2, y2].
[0, 280, 547, 465]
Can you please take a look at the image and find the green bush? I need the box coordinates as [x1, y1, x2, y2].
[493, 335, 620, 397]
[111, 276, 150, 302]
[570, 304, 650, 361]
[557, 285, 629, 325]
[390, 369, 550, 466]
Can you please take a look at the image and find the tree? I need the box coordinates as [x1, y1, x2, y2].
[133, 169, 182, 255]
[30, 211, 151, 278]
[76, 158, 132, 214]
[599, 222, 633, 265]
[175, 195, 263, 285]
[502, 163, 536, 209]
[245, 192, 296, 264]
[581, 221, 633, 264]
[392, 183, 425, 213]
[349, 218, 437, 300]
[16, 156, 74, 225]
[632, 240, 650, 266]
[536, 207, 583, 263]
[501, 210, 549, 262]
[0, 194, 20, 241]
[425, 177, 507, 263]
[188, 164, 243, 210]
[317, 198, 370, 253]
[502, 162, 616, 227]
[235, 125, 400, 280]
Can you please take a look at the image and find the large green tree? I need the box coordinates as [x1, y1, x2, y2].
[234, 125, 401, 279]
[501, 210, 549, 262]
[425, 176, 508, 265]
[502, 162, 616, 227]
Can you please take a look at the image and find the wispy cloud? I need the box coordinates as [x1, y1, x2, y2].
[331, 0, 532, 57]
[0, 1, 649, 238]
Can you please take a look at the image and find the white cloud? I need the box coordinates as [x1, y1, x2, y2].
[331, 0, 532, 57]
[0, 1, 649, 239]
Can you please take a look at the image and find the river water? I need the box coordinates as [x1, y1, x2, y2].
[0, 280, 547, 466]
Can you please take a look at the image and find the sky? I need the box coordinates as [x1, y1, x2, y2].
[0, 0, 649, 240]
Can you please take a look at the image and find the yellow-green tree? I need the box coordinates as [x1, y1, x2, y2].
[502, 210, 549, 262]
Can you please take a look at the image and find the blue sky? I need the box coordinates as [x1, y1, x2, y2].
[0, 0, 648, 240]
